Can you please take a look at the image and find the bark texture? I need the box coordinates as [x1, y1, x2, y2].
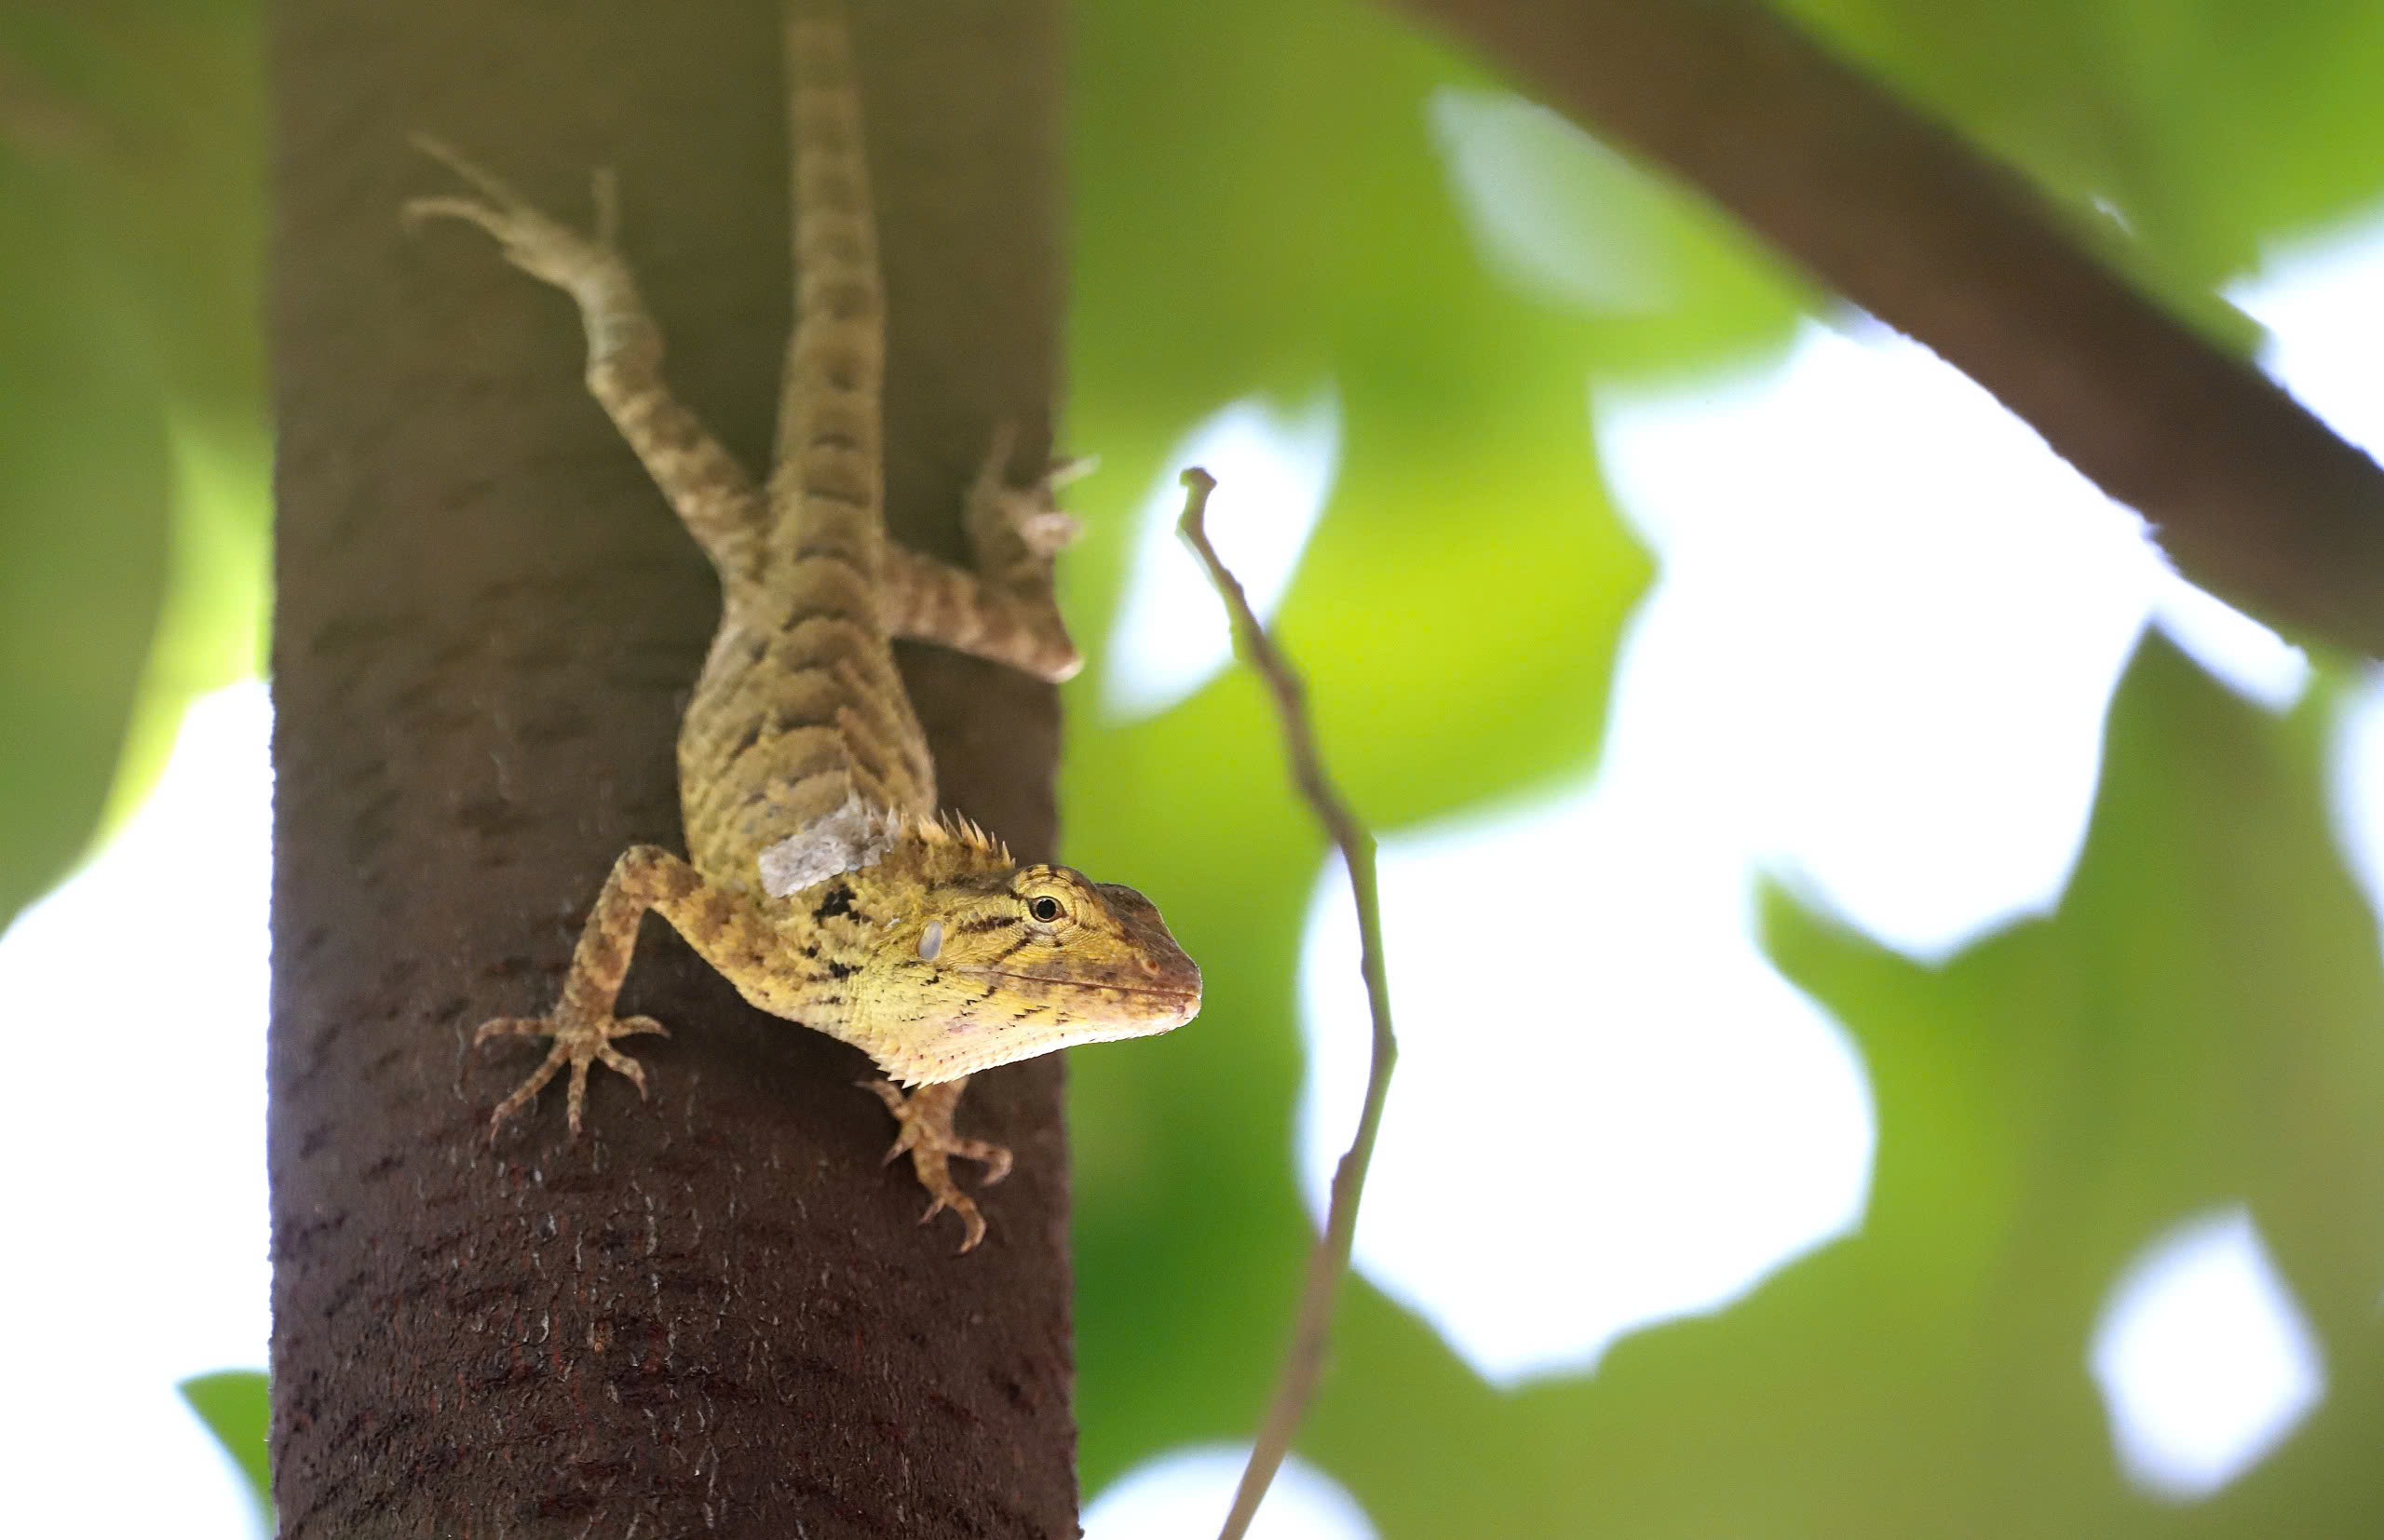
[267, 3, 1077, 1534]
[1402, 0, 2384, 659]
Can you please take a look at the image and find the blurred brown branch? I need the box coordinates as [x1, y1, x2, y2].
[1398, 0, 2384, 659]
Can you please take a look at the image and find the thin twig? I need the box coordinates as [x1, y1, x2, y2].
[1177, 468, 1400, 1540]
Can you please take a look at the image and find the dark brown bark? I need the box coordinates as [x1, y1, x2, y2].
[1401, 0, 2384, 660]
[267, 3, 1075, 1534]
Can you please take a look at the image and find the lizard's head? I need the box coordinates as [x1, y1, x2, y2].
[850, 861, 1201, 1086]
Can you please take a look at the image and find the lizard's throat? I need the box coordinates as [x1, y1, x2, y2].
[847, 989, 1197, 1088]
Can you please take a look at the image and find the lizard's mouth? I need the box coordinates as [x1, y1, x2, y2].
[955, 967, 1201, 1015]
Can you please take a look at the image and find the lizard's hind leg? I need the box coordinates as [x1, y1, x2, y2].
[405, 137, 772, 588]
[966, 421, 1085, 593]
[874, 425, 1088, 682]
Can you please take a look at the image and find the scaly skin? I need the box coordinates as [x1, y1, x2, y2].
[408, 6, 1199, 1250]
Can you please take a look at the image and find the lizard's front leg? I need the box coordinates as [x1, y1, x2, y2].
[862, 1077, 1012, 1252]
[479, 844, 779, 1138]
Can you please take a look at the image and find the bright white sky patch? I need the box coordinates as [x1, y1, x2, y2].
[1299, 779, 1875, 1387]
[1083, 1445, 1376, 1540]
[2147, 579, 2310, 712]
[2326, 668, 2384, 951]
[1594, 318, 2303, 963]
[2089, 1208, 2325, 1501]
[1102, 389, 1338, 720]
[2228, 202, 2384, 457]
[0, 682, 270, 1540]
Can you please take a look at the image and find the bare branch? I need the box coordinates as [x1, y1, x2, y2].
[1177, 469, 1402, 1540]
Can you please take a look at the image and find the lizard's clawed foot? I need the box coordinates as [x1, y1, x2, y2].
[476, 1007, 669, 1140]
[403, 135, 650, 364]
[862, 1079, 1012, 1252]
[968, 422, 1085, 568]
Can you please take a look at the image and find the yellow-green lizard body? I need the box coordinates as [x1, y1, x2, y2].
[406, 6, 1199, 1250]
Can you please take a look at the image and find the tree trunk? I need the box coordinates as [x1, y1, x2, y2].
[266, 3, 1077, 1533]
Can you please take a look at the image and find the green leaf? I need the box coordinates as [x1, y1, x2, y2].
[0, 1, 266, 927]
[0, 145, 173, 929]
[178, 1369, 272, 1534]
[1782, 0, 2384, 292]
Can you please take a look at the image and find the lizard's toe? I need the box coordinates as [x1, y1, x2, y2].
[476, 1006, 667, 1140]
[864, 1079, 1009, 1250]
[592, 1042, 650, 1097]
[405, 137, 630, 298]
[474, 1015, 550, 1045]
[973, 1142, 1014, 1187]
[1011, 507, 1081, 560]
[918, 1188, 988, 1254]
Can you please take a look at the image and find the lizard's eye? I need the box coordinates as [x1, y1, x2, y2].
[1027, 895, 1065, 925]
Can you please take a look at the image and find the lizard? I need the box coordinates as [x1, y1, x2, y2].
[403, 1, 1201, 1251]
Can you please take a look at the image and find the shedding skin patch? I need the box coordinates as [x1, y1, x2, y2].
[758, 791, 897, 897]
[918, 920, 943, 961]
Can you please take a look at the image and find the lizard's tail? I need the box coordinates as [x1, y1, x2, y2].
[772, 3, 888, 575]
[674, 3, 937, 869]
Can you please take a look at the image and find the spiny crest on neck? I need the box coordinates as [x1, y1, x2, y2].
[874, 806, 1015, 889]
[901, 807, 1009, 862]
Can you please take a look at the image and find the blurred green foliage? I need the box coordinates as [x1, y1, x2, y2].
[0, 0, 266, 931]
[1265, 642, 2384, 1534]
[178, 1370, 272, 1536]
[15, 0, 2384, 1533]
[1062, 0, 2384, 1533]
